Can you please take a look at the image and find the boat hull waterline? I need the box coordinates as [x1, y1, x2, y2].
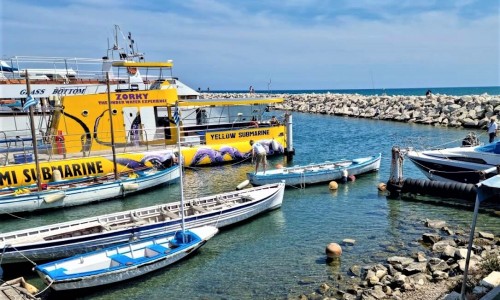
[0, 182, 284, 264]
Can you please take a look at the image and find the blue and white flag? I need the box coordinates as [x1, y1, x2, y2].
[173, 104, 180, 126]
[22, 95, 38, 111]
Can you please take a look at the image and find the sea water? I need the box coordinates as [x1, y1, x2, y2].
[1, 111, 499, 300]
[214, 86, 500, 96]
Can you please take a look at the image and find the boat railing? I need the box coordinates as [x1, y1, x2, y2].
[0, 117, 279, 165]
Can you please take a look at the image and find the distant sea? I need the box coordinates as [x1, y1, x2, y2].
[211, 86, 500, 96]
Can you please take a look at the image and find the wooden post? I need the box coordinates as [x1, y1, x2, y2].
[106, 72, 119, 180]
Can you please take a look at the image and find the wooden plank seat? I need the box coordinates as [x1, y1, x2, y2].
[147, 244, 170, 254]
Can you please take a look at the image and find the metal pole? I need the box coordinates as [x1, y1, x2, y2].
[106, 72, 119, 180]
[175, 102, 186, 236]
[460, 195, 481, 299]
[26, 70, 43, 192]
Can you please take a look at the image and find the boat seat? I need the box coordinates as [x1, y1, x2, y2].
[191, 205, 208, 213]
[48, 267, 67, 279]
[110, 254, 135, 265]
[240, 195, 254, 201]
[161, 209, 179, 220]
[147, 244, 170, 254]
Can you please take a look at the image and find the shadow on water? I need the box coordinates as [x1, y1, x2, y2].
[389, 193, 500, 218]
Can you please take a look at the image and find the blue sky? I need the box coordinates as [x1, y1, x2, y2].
[1, 0, 499, 90]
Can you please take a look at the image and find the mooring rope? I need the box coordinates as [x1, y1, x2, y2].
[7, 245, 37, 266]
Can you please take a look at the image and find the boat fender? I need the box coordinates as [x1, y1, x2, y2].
[236, 180, 250, 190]
[348, 175, 356, 182]
[341, 169, 348, 183]
[44, 192, 65, 203]
[122, 183, 139, 191]
[23, 279, 39, 295]
[52, 169, 62, 182]
[14, 188, 31, 196]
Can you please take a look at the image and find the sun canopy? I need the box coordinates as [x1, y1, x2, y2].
[476, 175, 500, 202]
[111, 61, 173, 68]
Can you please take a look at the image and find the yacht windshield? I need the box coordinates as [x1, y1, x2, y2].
[475, 141, 500, 154]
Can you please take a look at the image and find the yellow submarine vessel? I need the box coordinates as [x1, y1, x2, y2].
[0, 60, 294, 188]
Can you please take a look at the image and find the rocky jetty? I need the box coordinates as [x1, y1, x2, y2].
[201, 93, 500, 128]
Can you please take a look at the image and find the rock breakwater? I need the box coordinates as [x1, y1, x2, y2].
[201, 93, 500, 128]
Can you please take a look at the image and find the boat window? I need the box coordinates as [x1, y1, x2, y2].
[475, 142, 500, 154]
[149, 80, 164, 90]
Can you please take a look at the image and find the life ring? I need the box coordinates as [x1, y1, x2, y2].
[250, 121, 259, 128]
[127, 67, 138, 75]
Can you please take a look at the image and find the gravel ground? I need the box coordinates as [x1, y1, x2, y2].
[399, 281, 456, 300]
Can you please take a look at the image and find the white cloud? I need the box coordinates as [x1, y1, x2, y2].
[2, 0, 498, 89]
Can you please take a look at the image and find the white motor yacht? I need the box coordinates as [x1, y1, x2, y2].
[406, 141, 500, 183]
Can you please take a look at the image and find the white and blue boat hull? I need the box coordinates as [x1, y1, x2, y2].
[0, 182, 284, 263]
[0, 166, 179, 214]
[247, 154, 381, 186]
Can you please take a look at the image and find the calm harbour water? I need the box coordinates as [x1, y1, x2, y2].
[1, 112, 500, 299]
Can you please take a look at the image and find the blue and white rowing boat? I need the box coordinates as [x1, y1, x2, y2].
[247, 154, 381, 187]
[34, 226, 218, 290]
[0, 166, 179, 214]
[0, 182, 284, 264]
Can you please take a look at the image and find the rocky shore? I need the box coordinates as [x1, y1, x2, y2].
[200, 92, 500, 299]
[299, 219, 499, 300]
[201, 92, 500, 128]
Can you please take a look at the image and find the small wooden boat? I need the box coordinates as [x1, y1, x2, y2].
[0, 166, 179, 214]
[34, 225, 218, 290]
[0, 182, 284, 264]
[0, 277, 40, 300]
[247, 154, 381, 187]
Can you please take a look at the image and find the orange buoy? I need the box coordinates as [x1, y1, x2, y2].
[328, 181, 338, 190]
[326, 243, 342, 260]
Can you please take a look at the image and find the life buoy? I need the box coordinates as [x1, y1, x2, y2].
[127, 67, 138, 75]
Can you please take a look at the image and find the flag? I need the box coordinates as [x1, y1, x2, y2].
[23, 95, 38, 111]
[173, 104, 180, 126]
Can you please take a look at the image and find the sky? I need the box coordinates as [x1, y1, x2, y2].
[1, 0, 499, 91]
